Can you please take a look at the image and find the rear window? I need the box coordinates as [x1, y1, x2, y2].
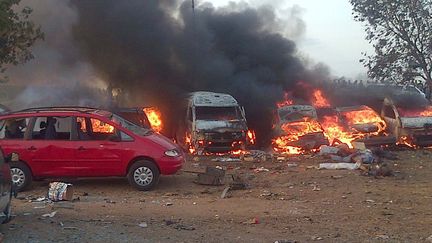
[0, 117, 30, 140]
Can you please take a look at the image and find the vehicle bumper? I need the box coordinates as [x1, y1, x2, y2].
[158, 156, 184, 175]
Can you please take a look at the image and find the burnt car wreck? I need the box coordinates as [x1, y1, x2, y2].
[178, 92, 250, 155]
[272, 104, 329, 154]
[382, 97, 432, 147]
[334, 105, 395, 146]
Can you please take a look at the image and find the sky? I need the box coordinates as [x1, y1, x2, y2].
[210, 0, 374, 79]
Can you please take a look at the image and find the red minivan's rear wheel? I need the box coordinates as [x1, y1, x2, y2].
[127, 160, 160, 191]
[10, 162, 32, 192]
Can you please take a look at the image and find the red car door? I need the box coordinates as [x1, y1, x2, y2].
[73, 116, 124, 177]
[0, 117, 34, 173]
[28, 116, 76, 177]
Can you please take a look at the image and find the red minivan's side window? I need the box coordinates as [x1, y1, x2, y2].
[0, 118, 30, 140]
[31, 116, 72, 140]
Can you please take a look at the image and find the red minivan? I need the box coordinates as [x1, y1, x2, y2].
[0, 107, 184, 191]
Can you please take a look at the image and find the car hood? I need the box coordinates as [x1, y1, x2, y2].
[195, 120, 247, 132]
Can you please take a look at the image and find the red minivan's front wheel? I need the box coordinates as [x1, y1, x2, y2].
[10, 162, 32, 192]
[127, 160, 160, 191]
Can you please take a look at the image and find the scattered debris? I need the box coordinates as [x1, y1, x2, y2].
[195, 167, 226, 186]
[311, 236, 323, 241]
[174, 224, 195, 231]
[138, 222, 148, 228]
[287, 163, 298, 167]
[42, 211, 57, 218]
[319, 162, 360, 170]
[62, 227, 78, 230]
[426, 235, 432, 242]
[221, 187, 231, 199]
[244, 150, 269, 162]
[48, 182, 74, 201]
[242, 217, 259, 225]
[253, 167, 270, 173]
[165, 202, 173, 206]
[211, 157, 241, 162]
[375, 234, 390, 240]
[312, 185, 321, 191]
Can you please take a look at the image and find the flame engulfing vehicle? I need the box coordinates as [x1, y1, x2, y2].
[382, 96, 432, 147]
[272, 104, 329, 154]
[317, 105, 394, 148]
[177, 92, 251, 155]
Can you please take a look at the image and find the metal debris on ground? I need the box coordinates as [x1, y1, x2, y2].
[42, 211, 57, 218]
[243, 150, 270, 162]
[220, 187, 231, 199]
[194, 166, 226, 186]
[211, 157, 241, 162]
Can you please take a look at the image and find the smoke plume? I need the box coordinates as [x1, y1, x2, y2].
[71, 0, 329, 146]
[6, 0, 332, 148]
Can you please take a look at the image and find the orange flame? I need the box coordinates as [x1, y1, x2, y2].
[341, 106, 386, 132]
[143, 107, 163, 133]
[320, 106, 386, 147]
[272, 118, 324, 154]
[185, 133, 196, 154]
[91, 119, 115, 133]
[311, 90, 330, 108]
[247, 130, 256, 145]
[319, 115, 353, 145]
[277, 92, 294, 108]
[398, 106, 432, 117]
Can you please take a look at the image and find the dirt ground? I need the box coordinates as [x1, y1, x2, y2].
[1, 149, 432, 243]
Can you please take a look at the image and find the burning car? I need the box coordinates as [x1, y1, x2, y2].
[316, 105, 393, 147]
[110, 107, 152, 129]
[381, 97, 432, 147]
[177, 91, 251, 155]
[272, 104, 329, 154]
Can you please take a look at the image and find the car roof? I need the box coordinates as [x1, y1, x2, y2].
[190, 91, 239, 107]
[1, 106, 113, 118]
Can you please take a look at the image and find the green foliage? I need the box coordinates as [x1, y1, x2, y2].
[0, 0, 43, 80]
[350, 0, 432, 86]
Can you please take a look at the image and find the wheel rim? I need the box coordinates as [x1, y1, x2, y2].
[10, 168, 25, 188]
[133, 167, 154, 186]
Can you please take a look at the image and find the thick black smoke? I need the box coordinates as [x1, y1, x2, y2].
[72, 0, 329, 147]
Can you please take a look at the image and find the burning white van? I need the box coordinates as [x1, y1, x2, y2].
[177, 92, 250, 154]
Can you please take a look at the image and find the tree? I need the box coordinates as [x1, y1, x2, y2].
[350, 0, 432, 92]
[0, 0, 43, 81]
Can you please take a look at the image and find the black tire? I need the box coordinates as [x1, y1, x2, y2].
[127, 160, 160, 191]
[10, 162, 32, 192]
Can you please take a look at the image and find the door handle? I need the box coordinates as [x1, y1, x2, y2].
[78, 146, 86, 151]
[27, 146, 37, 151]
